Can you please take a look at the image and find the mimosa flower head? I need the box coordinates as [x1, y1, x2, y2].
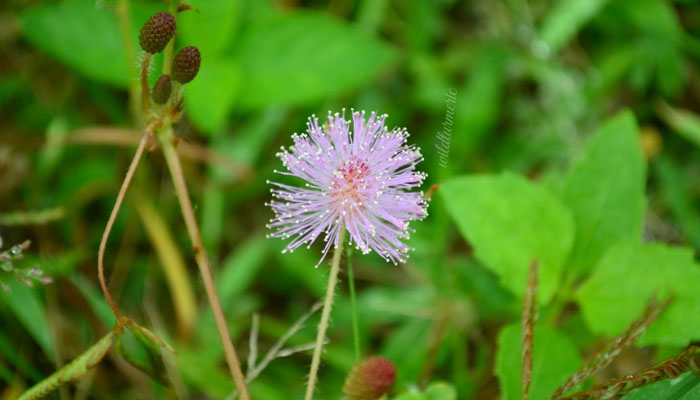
[266, 110, 428, 266]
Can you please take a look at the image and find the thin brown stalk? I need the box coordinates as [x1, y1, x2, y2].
[97, 132, 151, 322]
[552, 294, 673, 398]
[158, 129, 250, 400]
[521, 260, 539, 400]
[66, 127, 252, 179]
[561, 346, 700, 400]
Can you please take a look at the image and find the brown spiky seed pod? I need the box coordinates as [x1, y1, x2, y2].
[172, 46, 201, 84]
[139, 12, 176, 54]
[342, 356, 397, 400]
[151, 75, 172, 105]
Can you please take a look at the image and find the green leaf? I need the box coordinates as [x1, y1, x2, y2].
[114, 325, 170, 383]
[178, 348, 234, 398]
[425, 382, 458, 400]
[393, 391, 427, 400]
[495, 323, 581, 400]
[562, 111, 646, 276]
[441, 172, 574, 302]
[382, 319, 432, 387]
[17, 0, 159, 87]
[539, 0, 610, 53]
[72, 275, 117, 329]
[179, 0, 242, 58]
[218, 235, 268, 303]
[576, 242, 700, 346]
[233, 11, 397, 108]
[183, 57, 242, 133]
[18, 332, 114, 400]
[0, 280, 53, 356]
[657, 102, 700, 149]
[622, 372, 700, 400]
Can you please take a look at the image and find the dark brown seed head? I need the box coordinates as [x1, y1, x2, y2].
[139, 12, 176, 54]
[152, 75, 172, 105]
[172, 46, 201, 84]
[342, 356, 396, 400]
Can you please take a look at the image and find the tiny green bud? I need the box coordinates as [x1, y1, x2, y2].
[172, 46, 201, 84]
[139, 12, 176, 54]
[151, 75, 172, 105]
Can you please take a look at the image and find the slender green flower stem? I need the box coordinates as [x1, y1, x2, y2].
[346, 248, 361, 362]
[304, 228, 346, 400]
[159, 128, 250, 400]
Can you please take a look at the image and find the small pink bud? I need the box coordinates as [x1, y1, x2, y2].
[342, 356, 396, 400]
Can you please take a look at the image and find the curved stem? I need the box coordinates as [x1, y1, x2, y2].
[346, 248, 361, 362]
[140, 53, 152, 116]
[304, 228, 346, 400]
[97, 132, 150, 322]
[159, 130, 250, 400]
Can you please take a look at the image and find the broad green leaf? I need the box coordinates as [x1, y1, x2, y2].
[0, 280, 53, 356]
[233, 11, 397, 108]
[539, 0, 610, 53]
[179, 0, 242, 57]
[218, 235, 268, 303]
[17, 0, 159, 87]
[576, 242, 700, 346]
[425, 382, 458, 400]
[18, 332, 114, 400]
[184, 57, 242, 133]
[495, 323, 581, 400]
[441, 173, 574, 302]
[393, 392, 427, 400]
[622, 372, 700, 400]
[562, 111, 645, 276]
[214, 107, 287, 167]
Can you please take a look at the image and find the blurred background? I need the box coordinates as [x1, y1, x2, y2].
[1, 0, 700, 398]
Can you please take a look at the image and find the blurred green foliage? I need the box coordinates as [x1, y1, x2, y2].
[2, 0, 700, 399]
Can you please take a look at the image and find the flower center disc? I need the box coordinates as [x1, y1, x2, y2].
[331, 158, 371, 212]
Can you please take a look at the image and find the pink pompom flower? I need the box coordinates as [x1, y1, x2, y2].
[266, 110, 428, 266]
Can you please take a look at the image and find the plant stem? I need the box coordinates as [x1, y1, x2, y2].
[346, 248, 361, 362]
[115, 0, 140, 122]
[140, 53, 152, 116]
[158, 128, 250, 400]
[304, 228, 346, 400]
[97, 132, 150, 323]
[161, 0, 179, 75]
